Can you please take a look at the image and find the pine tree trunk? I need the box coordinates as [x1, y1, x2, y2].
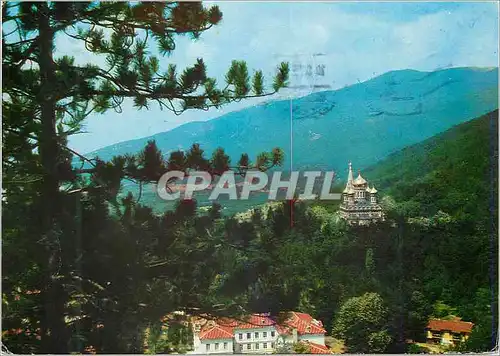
[37, 3, 68, 353]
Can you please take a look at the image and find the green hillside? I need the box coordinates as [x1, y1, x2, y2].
[125, 109, 499, 217]
[88, 67, 498, 216]
[300, 110, 498, 352]
[364, 109, 498, 226]
[89, 67, 498, 173]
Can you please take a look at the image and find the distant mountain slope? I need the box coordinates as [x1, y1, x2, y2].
[364, 109, 498, 223]
[90, 67, 498, 174]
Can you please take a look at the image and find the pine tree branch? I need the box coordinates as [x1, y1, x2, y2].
[3, 37, 37, 46]
[62, 146, 97, 168]
[58, 88, 280, 115]
[80, 18, 214, 36]
[13, 40, 40, 68]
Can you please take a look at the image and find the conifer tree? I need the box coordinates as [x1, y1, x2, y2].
[2, 2, 288, 353]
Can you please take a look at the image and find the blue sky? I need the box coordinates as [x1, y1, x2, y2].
[57, 1, 499, 154]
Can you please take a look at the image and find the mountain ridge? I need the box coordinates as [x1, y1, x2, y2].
[89, 66, 498, 174]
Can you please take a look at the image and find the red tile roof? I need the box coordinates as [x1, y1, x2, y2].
[285, 312, 326, 335]
[300, 341, 331, 354]
[199, 325, 234, 340]
[195, 312, 326, 340]
[232, 314, 277, 329]
[427, 318, 474, 334]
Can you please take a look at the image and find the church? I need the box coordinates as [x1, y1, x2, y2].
[339, 162, 384, 225]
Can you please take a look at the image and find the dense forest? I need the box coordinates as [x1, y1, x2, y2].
[3, 108, 498, 353]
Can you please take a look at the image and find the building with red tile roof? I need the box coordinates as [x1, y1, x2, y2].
[190, 312, 329, 354]
[426, 317, 474, 346]
[299, 340, 332, 354]
[284, 312, 327, 335]
[199, 325, 234, 341]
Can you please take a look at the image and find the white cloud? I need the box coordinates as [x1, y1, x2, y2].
[66, 2, 499, 153]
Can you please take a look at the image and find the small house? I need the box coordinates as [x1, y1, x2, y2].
[426, 317, 473, 346]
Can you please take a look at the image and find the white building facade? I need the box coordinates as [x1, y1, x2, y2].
[233, 325, 279, 354]
[193, 324, 234, 354]
[190, 312, 329, 354]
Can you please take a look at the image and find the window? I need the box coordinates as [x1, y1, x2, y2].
[255, 332, 259, 338]
[255, 343, 259, 350]
[271, 331, 275, 337]
[263, 332, 267, 338]
[432, 332, 442, 339]
[247, 344, 251, 350]
[215, 343, 219, 350]
[223, 342, 228, 350]
[271, 342, 275, 348]
[206, 344, 210, 351]
[247, 333, 251, 339]
[263, 343, 267, 349]
[239, 333, 243, 340]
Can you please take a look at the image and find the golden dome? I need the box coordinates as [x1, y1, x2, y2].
[353, 172, 367, 185]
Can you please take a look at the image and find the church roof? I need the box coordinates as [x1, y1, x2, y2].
[344, 162, 354, 192]
[353, 172, 367, 185]
[343, 186, 355, 194]
[363, 186, 378, 194]
[346, 162, 354, 186]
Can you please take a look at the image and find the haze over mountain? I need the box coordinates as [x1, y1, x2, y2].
[90, 67, 498, 174]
